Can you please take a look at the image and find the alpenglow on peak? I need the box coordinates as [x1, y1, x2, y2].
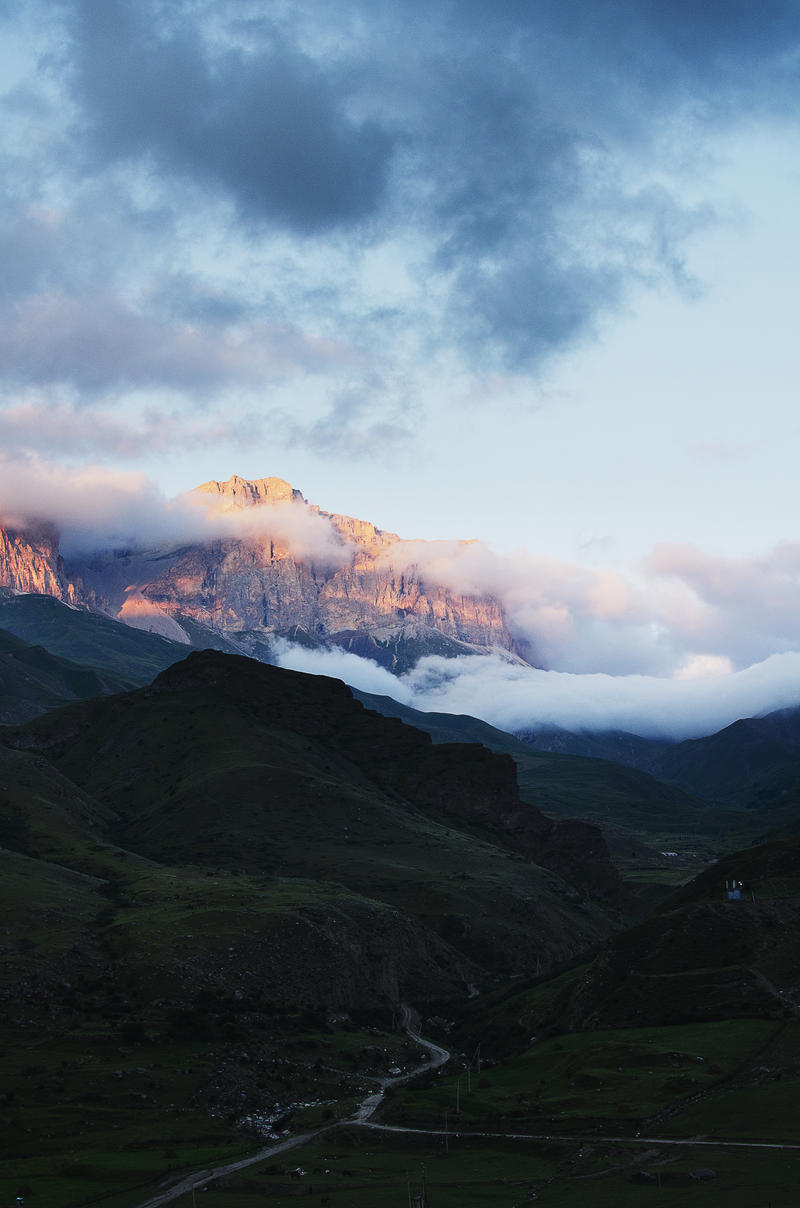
[194, 475, 305, 509]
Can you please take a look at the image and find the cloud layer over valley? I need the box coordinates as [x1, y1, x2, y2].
[274, 641, 800, 742]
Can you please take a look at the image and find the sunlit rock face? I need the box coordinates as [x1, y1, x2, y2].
[73, 475, 520, 668]
[0, 524, 76, 603]
[194, 474, 304, 509]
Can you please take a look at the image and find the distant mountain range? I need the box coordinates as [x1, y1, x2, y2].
[0, 474, 525, 672]
[521, 710, 800, 832]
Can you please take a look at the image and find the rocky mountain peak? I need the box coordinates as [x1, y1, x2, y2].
[0, 473, 525, 671]
[195, 474, 305, 508]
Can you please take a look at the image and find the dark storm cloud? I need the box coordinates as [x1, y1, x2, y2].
[433, 0, 800, 77]
[2, 0, 799, 422]
[391, 0, 799, 366]
[69, 0, 395, 233]
[0, 290, 355, 397]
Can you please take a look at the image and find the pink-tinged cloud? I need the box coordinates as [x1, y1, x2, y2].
[674, 654, 735, 681]
[644, 542, 800, 668]
[0, 455, 351, 565]
[398, 649, 800, 740]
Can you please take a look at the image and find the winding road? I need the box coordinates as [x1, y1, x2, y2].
[133, 1008, 800, 1207]
[133, 1005, 450, 1208]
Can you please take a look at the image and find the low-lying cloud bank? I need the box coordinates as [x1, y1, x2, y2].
[273, 642, 800, 742]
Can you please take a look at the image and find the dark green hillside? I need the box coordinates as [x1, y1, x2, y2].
[645, 707, 800, 829]
[0, 844, 437, 1207]
[368, 834, 800, 1207]
[8, 650, 630, 978]
[450, 838, 800, 1064]
[353, 686, 548, 751]
[0, 626, 132, 722]
[355, 685, 734, 837]
[365, 834, 799, 1197]
[5, 654, 800, 1206]
[0, 589, 193, 685]
[355, 687, 749, 894]
[666, 834, 800, 905]
[518, 722, 673, 766]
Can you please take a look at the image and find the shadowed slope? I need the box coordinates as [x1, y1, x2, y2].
[7, 650, 632, 980]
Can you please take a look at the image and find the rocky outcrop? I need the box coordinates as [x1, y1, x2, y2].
[195, 474, 305, 508]
[0, 525, 76, 603]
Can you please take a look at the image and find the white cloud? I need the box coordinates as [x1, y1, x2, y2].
[273, 638, 416, 701]
[674, 653, 735, 681]
[0, 456, 350, 565]
[276, 640, 800, 741]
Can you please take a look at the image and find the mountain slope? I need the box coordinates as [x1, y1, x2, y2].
[7, 649, 631, 978]
[0, 626, 132, 723]
[521, 706, 800, 835]
[0, 649, 644, 1203]
[452, 834, 800, 1063]
[646, 706, 800, 816]
[0, 588, 234, 688]
[354, 685, 747, 882]
[0, 523, 76, 600]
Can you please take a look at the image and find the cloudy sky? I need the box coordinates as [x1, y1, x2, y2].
[2, 0, 800, 735]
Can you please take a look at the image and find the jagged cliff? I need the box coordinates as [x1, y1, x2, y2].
[0, 525, 76, 603]
[66, 475, 522, 669]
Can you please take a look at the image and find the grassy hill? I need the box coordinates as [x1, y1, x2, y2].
[0, 626, 133, 722]
[363, 834, 800, 1203]
[8, 650, 633, 976]
[446, 835, 800, 1065]
[0, 589, 193, 686]
[355, 687, 753, 897]
[645, 707, 800, 827]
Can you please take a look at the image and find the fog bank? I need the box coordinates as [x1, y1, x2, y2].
[275, 642, 800, 741]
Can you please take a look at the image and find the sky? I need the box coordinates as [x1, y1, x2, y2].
[2, 0, 800, 738]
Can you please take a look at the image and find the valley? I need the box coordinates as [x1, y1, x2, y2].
[2, 496, 800, 1206]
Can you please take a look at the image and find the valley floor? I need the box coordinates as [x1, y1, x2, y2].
[21, 1014, 794, 1208]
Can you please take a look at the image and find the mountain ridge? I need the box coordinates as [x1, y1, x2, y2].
[0, 474, 526, 672]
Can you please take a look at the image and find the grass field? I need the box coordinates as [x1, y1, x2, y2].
[6, 1014, 796, 1208]
[88, 1127, 800, 1208]
[381, 1019, 798, 1136]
